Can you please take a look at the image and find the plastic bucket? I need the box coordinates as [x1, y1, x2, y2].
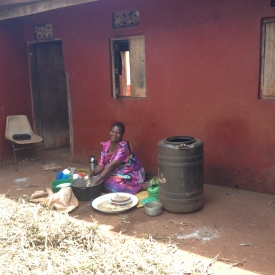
[51, 178, 73, 193]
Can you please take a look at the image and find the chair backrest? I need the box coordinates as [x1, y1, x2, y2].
[5, 115, 34, 140]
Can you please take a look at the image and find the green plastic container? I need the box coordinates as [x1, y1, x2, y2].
[147, 178, 159, 198]
[51, 178, 73, 193]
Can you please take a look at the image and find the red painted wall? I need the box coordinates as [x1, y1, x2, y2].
[14, 0, 275, 193]
[0, 18, 32, 160]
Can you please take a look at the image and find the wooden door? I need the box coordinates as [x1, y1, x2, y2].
[29, 41, 70, 149]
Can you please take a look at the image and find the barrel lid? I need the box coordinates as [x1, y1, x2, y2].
[164, 136, 195, 145]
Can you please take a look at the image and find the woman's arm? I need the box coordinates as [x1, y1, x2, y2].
[90, 159, 123, 185]
[90, 165, 104, 177]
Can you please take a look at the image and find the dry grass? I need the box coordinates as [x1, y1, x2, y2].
[0, 195, 215, 275]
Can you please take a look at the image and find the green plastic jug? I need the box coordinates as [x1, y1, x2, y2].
[147, 178, 159, 198]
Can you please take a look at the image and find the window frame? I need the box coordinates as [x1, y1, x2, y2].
[110, 34, 146, 98]
[260, 18, 275, 99]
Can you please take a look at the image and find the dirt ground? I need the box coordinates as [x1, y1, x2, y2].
[0, 156, 274, 275]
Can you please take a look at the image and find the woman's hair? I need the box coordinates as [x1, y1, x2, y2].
[110, 122, 125, 135]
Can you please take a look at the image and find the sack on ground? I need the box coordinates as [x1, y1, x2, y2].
[30, 187, 78, 213]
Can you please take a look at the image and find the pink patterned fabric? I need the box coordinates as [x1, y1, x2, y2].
[98, 140, 144, 194]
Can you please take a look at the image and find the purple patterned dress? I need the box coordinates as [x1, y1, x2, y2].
[98, 140, 145, 194]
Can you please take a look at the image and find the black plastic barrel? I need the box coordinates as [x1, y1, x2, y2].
[158, 136, 204, 213]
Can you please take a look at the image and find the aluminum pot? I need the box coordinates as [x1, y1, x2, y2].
[144, 201, 163, 216]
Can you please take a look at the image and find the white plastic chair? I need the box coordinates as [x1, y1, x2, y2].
[1, 115, 45, 171]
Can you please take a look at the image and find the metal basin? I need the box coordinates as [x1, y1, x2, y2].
[71, 177, 102, 201]
[144, 201, 163, 216]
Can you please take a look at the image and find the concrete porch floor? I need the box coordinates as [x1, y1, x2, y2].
[0, 157, 274, 275]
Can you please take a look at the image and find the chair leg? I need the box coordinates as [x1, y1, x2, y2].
[0, 142, 5, 167]
[41, 140, 45, 164]
[11, 142, 18, 172]
[1, 140, 44, 171]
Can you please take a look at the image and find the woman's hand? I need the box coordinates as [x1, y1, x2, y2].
[90, 175, 103, 186]
[91, 160, 123, 185]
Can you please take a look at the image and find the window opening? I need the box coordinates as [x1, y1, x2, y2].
[114, 40, 131, 96]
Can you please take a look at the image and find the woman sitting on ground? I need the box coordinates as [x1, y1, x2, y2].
[90, 122, 145, 194]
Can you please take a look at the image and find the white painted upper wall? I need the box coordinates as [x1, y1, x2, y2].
[0, 0, 98, 20]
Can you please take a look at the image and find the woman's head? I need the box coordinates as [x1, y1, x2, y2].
[110, 122, 125, 142]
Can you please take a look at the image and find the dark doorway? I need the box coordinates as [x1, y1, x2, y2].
[29, 41, 70, 151]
